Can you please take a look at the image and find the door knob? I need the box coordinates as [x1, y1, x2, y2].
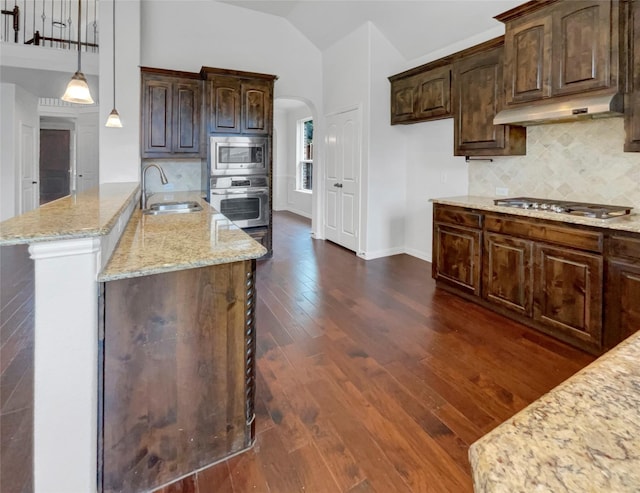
[32, 181, 37, 184]
[335, 183, 343, 188]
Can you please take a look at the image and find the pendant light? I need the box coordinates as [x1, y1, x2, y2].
[105, 0, 122, 127]
[62, 0, 94, 104]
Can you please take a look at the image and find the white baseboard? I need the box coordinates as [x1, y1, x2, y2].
[357, 246, 405, 260]
[404, 247, 432, 263]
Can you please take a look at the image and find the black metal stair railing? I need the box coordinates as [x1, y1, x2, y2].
[1, 0, 98, 52]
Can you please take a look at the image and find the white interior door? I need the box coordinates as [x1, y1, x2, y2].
[20, 123, 38, 213]
[324, 108, 360, 252]
[76, 123, 99, 192]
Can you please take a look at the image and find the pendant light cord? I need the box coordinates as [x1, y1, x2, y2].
[112, 0, 116, 107]
[76, 0, 82, 72]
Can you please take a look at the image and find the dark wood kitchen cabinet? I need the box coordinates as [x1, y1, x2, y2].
[432, 203, 624, 354]
[141, 69, 203, 158]
[202, 67, 275, 135]
[432, 205, 482, 296]
[453, 38, 526, 156]
[605, 235, 640, 347]
[497, 0, 625, 105]
[483, 232, 533, 317]
[533, 243, 603, 350]
[625, 0, 640, 152]
[389, 63, 452, 124]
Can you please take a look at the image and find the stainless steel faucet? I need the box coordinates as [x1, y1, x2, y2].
[141, 163, 169, 209]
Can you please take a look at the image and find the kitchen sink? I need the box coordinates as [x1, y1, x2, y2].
[143, 201, 203, 215]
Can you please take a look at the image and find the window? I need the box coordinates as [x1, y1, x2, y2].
[297, 118, 313, 191]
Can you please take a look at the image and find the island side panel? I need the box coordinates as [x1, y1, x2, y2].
[101, 260, 256, 493]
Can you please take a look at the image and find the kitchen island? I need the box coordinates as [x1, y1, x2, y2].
[469, 330, 640, 492]
[98, 193, 266, 493]
[0, 186, 266, 493]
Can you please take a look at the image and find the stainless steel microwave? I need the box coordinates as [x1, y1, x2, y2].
[210, 136, 268, 175]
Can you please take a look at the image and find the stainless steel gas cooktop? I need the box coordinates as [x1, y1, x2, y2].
[494, 197, 633, 219]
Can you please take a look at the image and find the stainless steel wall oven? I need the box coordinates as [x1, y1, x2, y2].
[209, 175, 269, 228]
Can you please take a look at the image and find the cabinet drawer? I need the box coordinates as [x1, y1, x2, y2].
[434, 205, 482, 229]
[606, 234, 640, 261]
[485, 215, 603, 253]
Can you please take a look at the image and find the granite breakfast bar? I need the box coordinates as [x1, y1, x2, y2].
[0, 185, 266, 493]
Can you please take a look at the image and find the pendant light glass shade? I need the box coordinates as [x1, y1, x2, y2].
[105, 108, 123, 128]
[62, 71, 94, 104]
[62, 0, 93, 105]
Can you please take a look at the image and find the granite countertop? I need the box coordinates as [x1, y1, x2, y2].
[98, 192, 267, 282]
[431, 195, 640, 234]
[0, 182, 140, 246]
[469, 331, 640, 492]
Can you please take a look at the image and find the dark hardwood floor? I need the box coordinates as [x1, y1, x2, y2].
[154, 211, 595, 493]
[0, 212, 596, 493]
[0, 243, 35, 493]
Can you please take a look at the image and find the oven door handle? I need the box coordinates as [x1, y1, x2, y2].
[210, 188, 269, 195]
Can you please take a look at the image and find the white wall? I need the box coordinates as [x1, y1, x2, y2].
[99, 0, 141, 184]
[273, 104, 313, 218]
[367, 24, 408, 259]
[404, 119, 469, 261]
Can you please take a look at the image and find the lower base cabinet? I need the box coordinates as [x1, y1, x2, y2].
[533, 244, 603, 352]
[244, 226, 270, 257]
[433, 204, 638, 355]
[99, 260, 257, 493]
[433, 223, 482, 295]
[483, 232, 533, 317]
[605, 235, 640, 348]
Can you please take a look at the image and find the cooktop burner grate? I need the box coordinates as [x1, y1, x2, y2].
[493, 197, 633, 219]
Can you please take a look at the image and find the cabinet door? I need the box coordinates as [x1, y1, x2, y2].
[390, 76, 417, 124]
[483, 233, 533, 317]
[605, 259, 640, 348]
[534, 244, 603, 350]
[433, 223, 482, 295]
[551, 1, 612, 97]
[241, 80, 272, 135]
[173, 80, 202, 155]
[208, 77, 241, 133]
[453, 44, 526, 156]
[415, 66, 452, 120]
[504, 14, 552, 104]
[625, 1, 640, 152]
[141, 77, 173, 155]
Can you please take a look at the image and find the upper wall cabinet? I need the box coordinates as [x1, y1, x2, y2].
[141, 69, 203, 158]
[497, 0, 625, 105]
[453, 38, 527, 157]
[389, 64, 452, 124]
[625, 0, 640, 151]
[202, 67, 276, 135]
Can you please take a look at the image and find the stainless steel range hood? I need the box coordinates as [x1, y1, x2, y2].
[493, 92, 624, 126]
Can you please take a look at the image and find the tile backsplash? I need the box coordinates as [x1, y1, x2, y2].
[468, 118, 640, 209]
[142, 159, 205, 194]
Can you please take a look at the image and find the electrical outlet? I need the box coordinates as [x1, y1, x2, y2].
[440, 172, 448, 184]
[495, 187, 509, 196]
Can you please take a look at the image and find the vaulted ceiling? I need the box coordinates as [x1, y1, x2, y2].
[217, 0, 523, 60]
